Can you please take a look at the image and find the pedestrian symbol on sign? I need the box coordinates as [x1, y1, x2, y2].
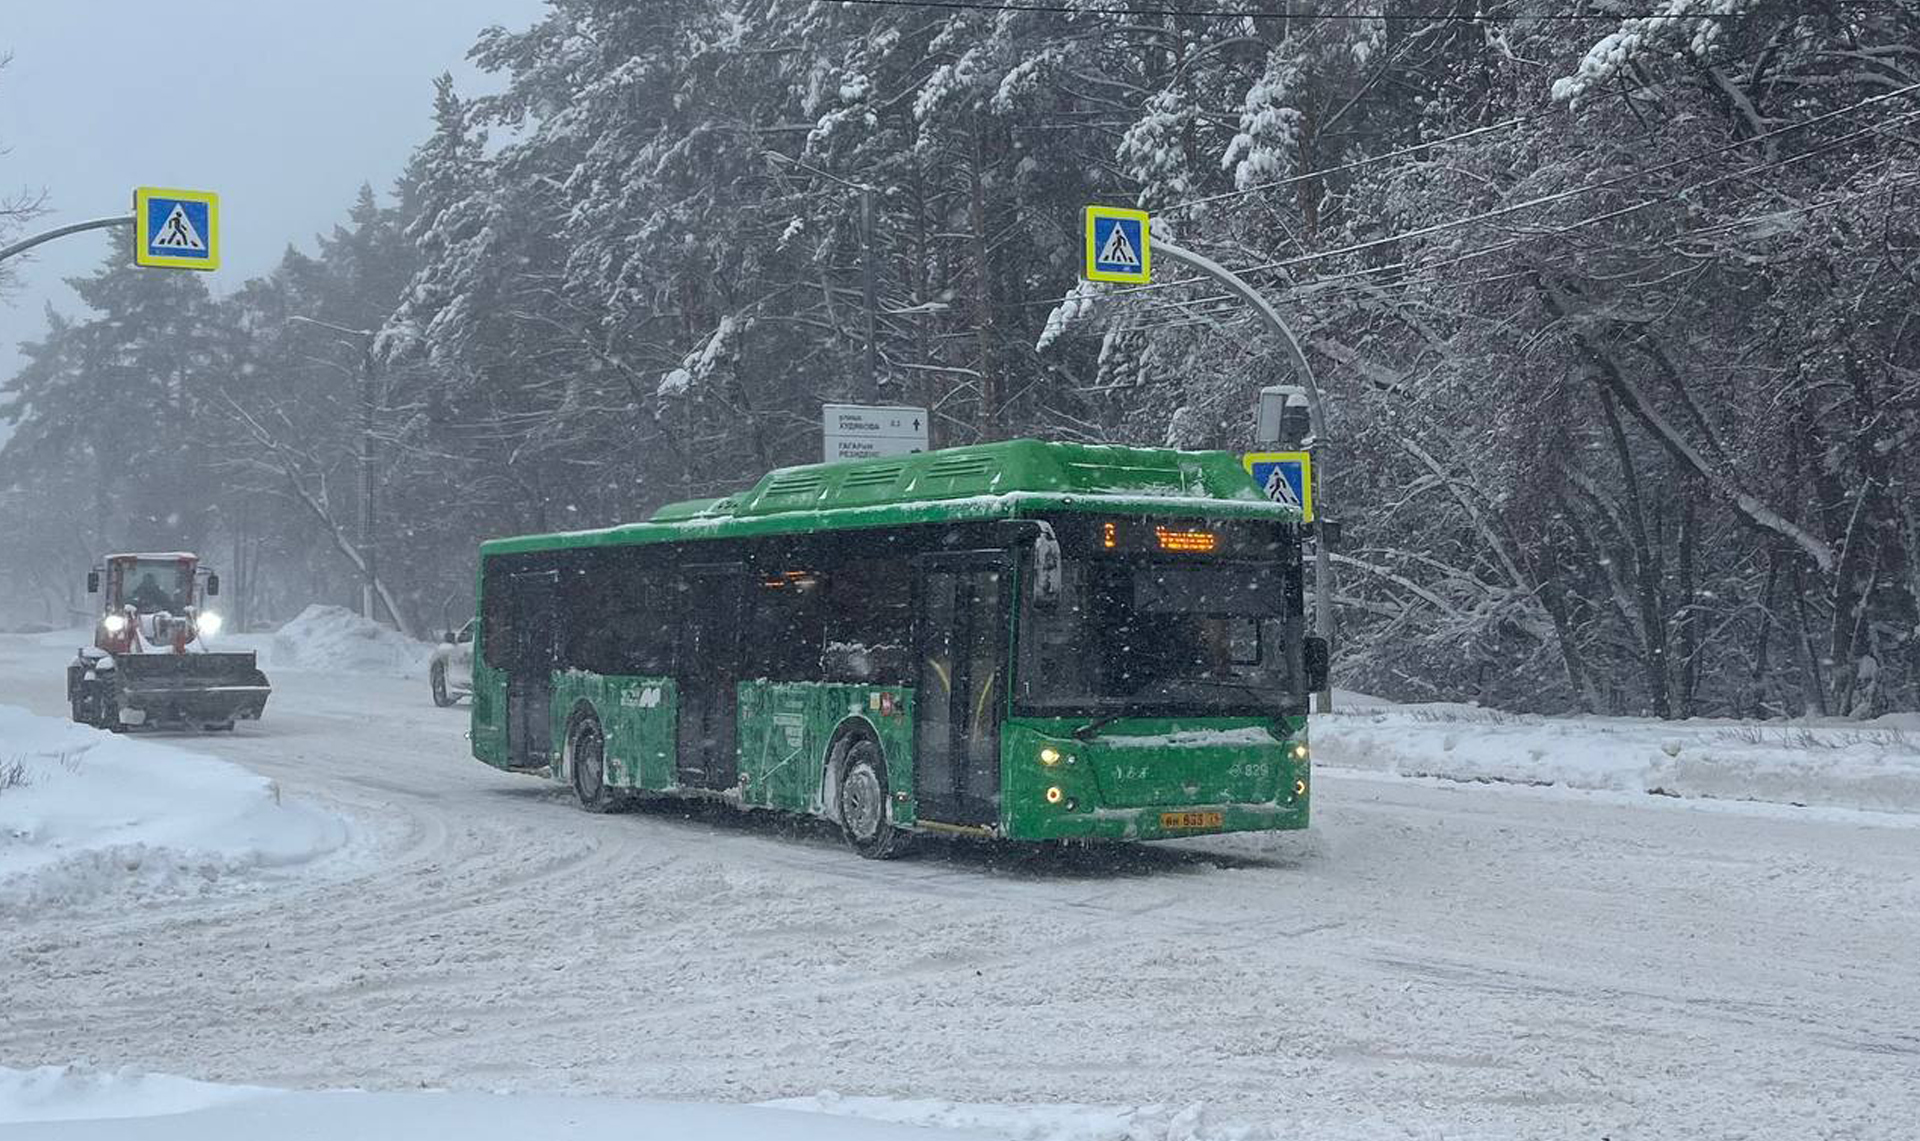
[1242, 451, 1313, 521]
[151, 204, 207, 251]
[1096, 222, 1139, 269]
[1083, 205, 1151, 284]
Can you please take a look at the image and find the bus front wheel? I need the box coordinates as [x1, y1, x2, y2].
[568, 712, 621, 813]
[838, 740, 910, 860]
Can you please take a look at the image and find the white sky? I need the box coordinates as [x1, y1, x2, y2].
[0, 0, 549, 384]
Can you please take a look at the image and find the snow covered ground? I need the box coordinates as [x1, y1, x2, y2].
[0, 1065, 1009, 1139]
[1, 633, 1916, 1140]
[0, 706, 348, 914]
[1316, 701, 1920, 814]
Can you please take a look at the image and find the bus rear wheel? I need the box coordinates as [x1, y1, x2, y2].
[569, 713, 620, 813]
[838, 739, 910, 860]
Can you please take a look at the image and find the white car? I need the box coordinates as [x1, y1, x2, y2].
[429, 618, 476, 707]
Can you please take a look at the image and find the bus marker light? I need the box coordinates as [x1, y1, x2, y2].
[1295, 779, 1308, 797]
[1039, 747, 1060, 766]
[1045, 786, 1064, 805]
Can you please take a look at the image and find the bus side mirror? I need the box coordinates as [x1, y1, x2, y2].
[206, 574, 220, 597]
[86, 571, 99, 594]
[1032, 524, 1062, 608]
[1304, 635, 1330, 693]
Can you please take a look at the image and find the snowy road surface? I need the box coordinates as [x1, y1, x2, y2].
[1, 633, 1916, 1140]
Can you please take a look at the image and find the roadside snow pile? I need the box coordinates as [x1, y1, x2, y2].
[0, 1066, 270, 1125]
[0, 1068, 1006, 1140]
[264, 604, 432, 675]
[1316, 702, 1920, 815]
[0, 706, 347, 913]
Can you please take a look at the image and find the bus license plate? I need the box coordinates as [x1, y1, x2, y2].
[1160, 811, 1222, 830]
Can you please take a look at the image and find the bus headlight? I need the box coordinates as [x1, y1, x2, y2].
[1295, 779, 1308, 797]
[102, 614, 127, 634]
[1039, 747, 1061, 767]
[1290, 743, 1309, 761]
[1044, 785, 1064, 805]
[196, 611, 223, 637]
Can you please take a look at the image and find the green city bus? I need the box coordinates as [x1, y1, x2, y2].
[469, 439, 1324, 857]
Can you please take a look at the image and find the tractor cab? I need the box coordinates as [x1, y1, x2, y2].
[87, 553, 225, 654]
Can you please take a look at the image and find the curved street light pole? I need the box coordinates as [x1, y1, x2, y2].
[0, 215, 134, 266]
[1153, 237, 1335, 712]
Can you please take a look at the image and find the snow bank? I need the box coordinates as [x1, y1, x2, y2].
[0, 1068, 1428, 1141]
[1316, 702, 1920, 815]
[259, 604, 432, 675]
[0, 1068, 1003, 1139]
[0, 706, 347, 912]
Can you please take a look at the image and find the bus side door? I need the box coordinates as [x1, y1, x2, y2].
[506, 569, 560, 770]
[677, 565, 743, 790]
[914, 554, 1007, 827]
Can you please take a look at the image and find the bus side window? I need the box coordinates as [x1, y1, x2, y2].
[481, 558, 510, 670]
[822, 560, 911, 685]
[744, 570, 825, 680]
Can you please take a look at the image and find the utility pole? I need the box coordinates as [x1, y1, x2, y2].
[763, 151, 884, 401]
[1152, 237, 1336, 713]
[860, 185, 880, 402]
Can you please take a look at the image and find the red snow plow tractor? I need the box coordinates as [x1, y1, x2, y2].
[67, 553, 272, 731]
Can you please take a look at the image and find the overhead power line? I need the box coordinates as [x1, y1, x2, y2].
[1027, 77, 1920, 312]
[1165, 33, 1815, 212]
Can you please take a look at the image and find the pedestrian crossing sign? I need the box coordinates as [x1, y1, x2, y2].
[133, 187, 219, 271]
[1083, 205, 1150, 284]
[1244, 451, 1313, 521]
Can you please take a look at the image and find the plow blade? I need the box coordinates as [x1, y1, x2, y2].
[114, 652, 272, 727]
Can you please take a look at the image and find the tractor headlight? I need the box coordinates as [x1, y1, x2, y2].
[101, 614, 127, 634]
[196, 611, 223, 637]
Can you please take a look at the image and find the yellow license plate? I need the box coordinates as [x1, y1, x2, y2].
[1160, 811, 1223, 830]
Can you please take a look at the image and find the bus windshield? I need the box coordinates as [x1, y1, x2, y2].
[1017, 554, 1299, 717]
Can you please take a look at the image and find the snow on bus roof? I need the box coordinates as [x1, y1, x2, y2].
[479, 440, 1291, 555]
[479, 489, 1296, 556]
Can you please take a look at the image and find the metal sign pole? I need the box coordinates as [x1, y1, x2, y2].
[1153, 237, 1335, 713]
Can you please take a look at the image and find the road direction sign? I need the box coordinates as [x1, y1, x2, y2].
[1244, 451, 1313, 521]
[133, 187, 219, 271]
[1083, 205, 1150, 284]
[823, 403, 929, 463]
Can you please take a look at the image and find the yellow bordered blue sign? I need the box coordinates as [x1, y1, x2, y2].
[1083, 205, 1150, 284]
[133, 187, 219, 271]
[1244, 451, 1313, 521]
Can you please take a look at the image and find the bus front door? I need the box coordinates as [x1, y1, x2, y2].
[506, 569, 559, 770]
[914, 557, 1006, 827]
[677, 567, 742, 790]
